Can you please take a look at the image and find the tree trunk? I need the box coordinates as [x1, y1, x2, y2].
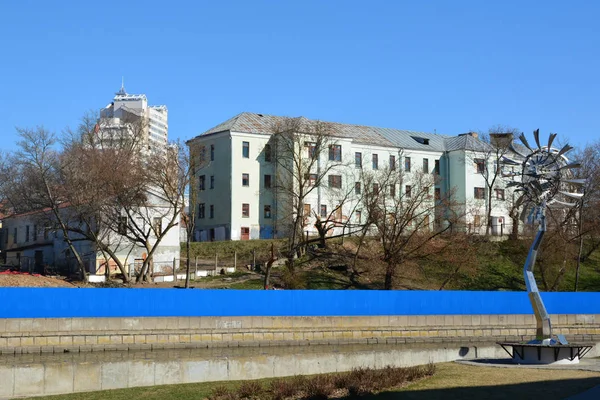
[575, 211, 584, 292]
[264, 243, 275, 290]
[384, 262, 395, 290]
[184, 239, 191, 289]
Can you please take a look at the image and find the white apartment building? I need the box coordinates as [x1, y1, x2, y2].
[99, 84, 168, 153]
[187, 112, 522, 241]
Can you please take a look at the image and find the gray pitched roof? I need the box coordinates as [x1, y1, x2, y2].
[193, 112, 454, 151]
[192, 112, 529, 155]
[444, 135, 491, 152]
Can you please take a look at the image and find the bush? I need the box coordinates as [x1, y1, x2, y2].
[236, 380, 264, 399]
[280, 268, 306, 289]
[268, 378, 297, 400]
[301, 374, 335, 399]
[207, 385, 238, 400]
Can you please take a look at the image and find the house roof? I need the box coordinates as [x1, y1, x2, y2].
[192, 112, 454, 150]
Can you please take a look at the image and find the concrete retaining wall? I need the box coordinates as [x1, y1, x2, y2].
[2, 314, 599, 354]
[0, 342, 517, 398]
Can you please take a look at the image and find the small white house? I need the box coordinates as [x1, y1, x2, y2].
[0, 200, 180, 277]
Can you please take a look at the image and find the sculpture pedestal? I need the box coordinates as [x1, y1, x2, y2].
[498, 342, 594, 365]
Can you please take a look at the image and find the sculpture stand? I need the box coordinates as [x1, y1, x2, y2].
[498, 207, 593, 364]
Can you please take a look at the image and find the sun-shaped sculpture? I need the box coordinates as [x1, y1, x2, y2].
[503, 129, 584, 224]
[499, 129, 584, 347]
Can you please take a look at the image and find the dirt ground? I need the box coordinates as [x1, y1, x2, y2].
[0, 272, 77, 288]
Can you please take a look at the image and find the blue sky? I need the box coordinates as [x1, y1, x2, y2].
[1, 1, 599, 151]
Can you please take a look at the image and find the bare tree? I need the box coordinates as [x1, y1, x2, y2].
[465, 126, 521, 236]
[572, 141, 600, 290]
[3, 127, 88, 278]
[58, 112, 148, 282]
[363, 165, 459, 289]
[182, 141, 209, 288]
[270, 117, 347, 271]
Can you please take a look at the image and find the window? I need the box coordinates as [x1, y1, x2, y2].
[405, 185, 412, 198]
[153, 217, 162, 235]
[434, 159, 440, 175]
[373, 183, 379, 194]
[13, 228, 17, 244]
[303, 204, 311, 225]
[199, 203, 205, 219]
[423, 158, 429, 173]
[495, 188, 505, 200]
[435, 188, 441, 200]
[425, 186, 431, 198]
[405, 157, 411, 172]
[210, 144, 215, 161]
[328, 175, 342, 189]
[320, 204, 327, 218]
[264, 205, 271, 219]
[335, 207, 342, 221]
[242, 203, 250, 217]
[210, 175, 214, 189]
[474, 215, 481, 227]
[329, 144, 342, 161]
[199, 146, 206, 163]
[43, 226, 49, 240]
[199, 175, 206, 191]
[242, 141, 250, 158]
[304, 173, 318, 186]
[242, 173, 250, 186]
[210, 205, 214, 219]
[264, 174, 272, 188]
[264, 144, 272, 162]
[356, 210, 362, 223]
[118, 217, 128, 235]
[25, 225, 30, 242]
[372, 154, 379, 170]
[390, 184, 396, 197]
[355, 182, 361, 195]
[475, 159, 485, 174]
[390, 155, 396, 170]
[474, 187, 485, 200]
[305, 142, 317, 158]
[355, 152, 362, 168]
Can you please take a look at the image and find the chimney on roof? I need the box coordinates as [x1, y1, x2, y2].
[459, 131, 479, 139]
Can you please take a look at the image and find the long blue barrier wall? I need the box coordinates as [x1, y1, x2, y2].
[1, 289, 600, 318]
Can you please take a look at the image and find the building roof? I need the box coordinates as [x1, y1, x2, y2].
[192, 112, 457, 151]
[444, 135, 491, 152]
[191, 112, 529, 155]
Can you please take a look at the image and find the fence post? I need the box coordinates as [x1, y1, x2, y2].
[501, 223, 504, 237]
[195, 256, 198, 278]
[173, 258, 176, 281]
[234, 251, 237, 271]
[252, 250, 256, 271]
[215, 251, 218, 272]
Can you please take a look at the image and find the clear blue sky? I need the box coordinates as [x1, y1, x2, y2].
[1, 1, 599, 151]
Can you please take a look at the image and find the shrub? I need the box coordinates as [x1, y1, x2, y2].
[302, 374, 335, 399]
[236, 380, 264, 399]
[268, 378, 297, 400]
[207, 385, 238, 400]
[280, 268, 307, 289]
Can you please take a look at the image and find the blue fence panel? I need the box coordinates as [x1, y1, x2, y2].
[0, 289, 599, 318]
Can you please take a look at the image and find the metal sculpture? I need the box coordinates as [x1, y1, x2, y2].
[502, 129, 584, 344]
